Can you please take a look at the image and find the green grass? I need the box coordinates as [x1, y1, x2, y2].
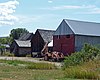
[64, 60, 100, 79]
[0, 64, 64, 80]
[63, 44, 100, 79]
[0, 59, 83, 80]
[0, 59, 99, 80]
[0, 59, 56, 70]
[0, 59, 65, 80]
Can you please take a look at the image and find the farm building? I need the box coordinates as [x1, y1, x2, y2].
[10, 40, 31, 56]
[53, 19, 100, 56]
[31, 29, 55, 53]
[10, 33, 34, 56]
[18, 33, 33, 41]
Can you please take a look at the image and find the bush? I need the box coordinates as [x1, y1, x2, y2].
[3, 52, 14, 57]
[64, 43, 100, 68]
[63, 43, 100, 79]
[63, 52, 83, 68]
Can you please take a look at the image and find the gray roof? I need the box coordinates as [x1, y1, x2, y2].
[55, 19, 100, 36]
[15, 40, 31, 47]
[18, 33, 33, 41]
[37, 29, 55, 43]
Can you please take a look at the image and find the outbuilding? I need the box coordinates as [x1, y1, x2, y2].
[53, 19, 100, 56]
[10, 33, 34, 56]
[10, 40, 31, 56]
[31, 29, 55, 53]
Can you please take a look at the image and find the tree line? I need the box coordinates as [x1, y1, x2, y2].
[0, 28, 29, 45]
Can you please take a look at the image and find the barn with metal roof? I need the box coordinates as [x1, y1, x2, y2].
[53, 19, 100, 56]
[10, 40, 31, 56]
[10, 33, 33, 57]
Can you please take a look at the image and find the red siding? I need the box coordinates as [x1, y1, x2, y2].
[53, 35, 75, 56]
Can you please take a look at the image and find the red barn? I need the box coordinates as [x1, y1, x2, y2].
[53, 19, 100, 56]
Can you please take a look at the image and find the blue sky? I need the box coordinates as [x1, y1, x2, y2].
[0, 0, 100, 37]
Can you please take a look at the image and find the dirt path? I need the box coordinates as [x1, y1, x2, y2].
[0, 57, 63, 68]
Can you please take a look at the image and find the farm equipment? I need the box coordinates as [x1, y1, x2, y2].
[41, 43, 64, 62]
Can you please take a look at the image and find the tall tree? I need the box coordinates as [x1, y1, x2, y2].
[10, 28, 29, 40]
[0, 38, 7, 44]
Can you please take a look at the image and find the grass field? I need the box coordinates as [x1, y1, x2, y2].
[0, 65, 64, 80]
[0, 59, 65, 80]
[0, 59, 99, 80]
[64, 60, 100, 79]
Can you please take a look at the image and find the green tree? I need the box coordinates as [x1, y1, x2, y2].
[6, 37, 13, 44]
[0, 45, 6, 55]
[10, 28, 29, 40]
[0, 38, 7, 44]
[0, 37, 13, 44]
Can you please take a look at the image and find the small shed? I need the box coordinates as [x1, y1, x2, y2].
[10, 33, 34, 56]
[53, 19, 100, 56]
[10, 40, 31, 56]
[31, 29, 55, 53]
[18, 33, 34, 41]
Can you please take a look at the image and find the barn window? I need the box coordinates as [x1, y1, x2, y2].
[66, 35, 70, 38]
[54, 35, 60, 39]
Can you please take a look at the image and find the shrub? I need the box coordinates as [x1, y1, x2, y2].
[63, 52, 83, 68]
[64, 43, 100, 68]
[3, 52, 14, 57]
[81, 43, 100, 61]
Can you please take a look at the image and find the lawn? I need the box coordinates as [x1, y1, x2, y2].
[0, 59, 99, 80]
[0, 60, 65, 80]
[64, 60, 100, 79]
[0, 65, 64, 80]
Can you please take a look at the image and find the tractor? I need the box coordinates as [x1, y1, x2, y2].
[41, 43, 64, 62]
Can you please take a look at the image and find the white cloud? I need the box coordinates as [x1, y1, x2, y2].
[48, 0, 53, 3]
[0, 0, 19, 26]
[0, 21, 14, 25]
[89, 7, 100, 14]
[42, 5, 96, 10]
[76, 5, 100, 14]
[41, 4, 100, 14]
[17, 15, 41, 24]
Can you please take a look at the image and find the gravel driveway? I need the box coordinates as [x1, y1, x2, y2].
[0, 57, 63, 68]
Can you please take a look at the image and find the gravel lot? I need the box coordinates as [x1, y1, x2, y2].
[0, 57, 63, 68]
